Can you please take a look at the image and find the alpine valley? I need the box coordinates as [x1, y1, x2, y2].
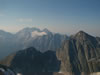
[0, 28, 100, 75]
[0, 27, 67, 59]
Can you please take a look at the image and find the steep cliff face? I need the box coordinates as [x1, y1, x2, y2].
[57, 31, 100, 74]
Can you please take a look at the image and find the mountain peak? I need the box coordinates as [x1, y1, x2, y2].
[43, 28, 49, 31]
[72, 30, 94, 41]
[43, 28, 52, 35]
[75, 30, 90, 38]
[43, 28, 50, 33]
[76, 31, 87, 36]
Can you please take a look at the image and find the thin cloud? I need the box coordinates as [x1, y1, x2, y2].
[17, 18, 33, 22]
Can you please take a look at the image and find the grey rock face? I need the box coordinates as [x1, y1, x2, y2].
[57, 31, 100, 74]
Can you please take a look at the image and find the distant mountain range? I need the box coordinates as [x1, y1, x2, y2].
[0, 27, 67, 59]
[0, 31, 100, 75]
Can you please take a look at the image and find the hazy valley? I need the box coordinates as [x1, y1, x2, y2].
[0, 27, 67, 59]
[0, 28, 100, 75]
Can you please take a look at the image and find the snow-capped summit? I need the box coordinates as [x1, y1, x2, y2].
[31, 31, 47, 37]
[16, 27, 50, 38]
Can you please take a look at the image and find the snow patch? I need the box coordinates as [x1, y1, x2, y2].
[0, 68, 5, 72]
[31, 31, 47, 37]
[17, 73, 23, 75]
[58, 71, 63, 73]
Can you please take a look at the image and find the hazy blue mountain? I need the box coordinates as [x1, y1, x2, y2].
[0, 27, 67, 59]
[0, 30, 16, 59]
[14, 27, 67, 52]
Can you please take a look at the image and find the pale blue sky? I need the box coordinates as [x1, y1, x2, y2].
[0, 0, 100, 36]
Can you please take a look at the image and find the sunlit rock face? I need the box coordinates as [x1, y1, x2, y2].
[53, 72, 100, 75]
[90, 72, 100, 75]
[17, 73, 23, 75]
[56, 31, 100, 74]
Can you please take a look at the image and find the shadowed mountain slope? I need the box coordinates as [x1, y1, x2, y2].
[0, 47, 61, 75]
